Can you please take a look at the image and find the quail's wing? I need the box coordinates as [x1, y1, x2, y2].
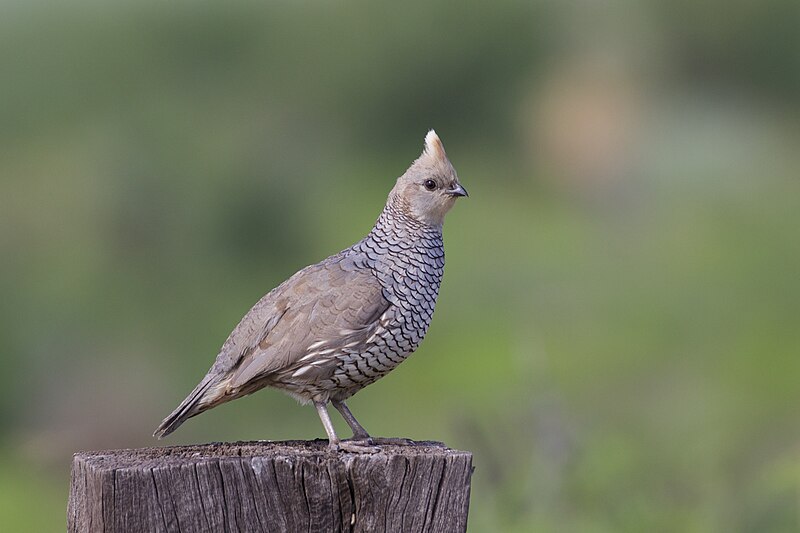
[216, 256, 390, 390]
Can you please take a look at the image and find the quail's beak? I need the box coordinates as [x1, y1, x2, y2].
[446, 183, 469, 197]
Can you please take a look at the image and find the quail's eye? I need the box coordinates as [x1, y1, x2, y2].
[423, 179, 437, 191]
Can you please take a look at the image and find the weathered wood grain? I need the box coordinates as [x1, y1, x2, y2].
[68, 440, 473, 533]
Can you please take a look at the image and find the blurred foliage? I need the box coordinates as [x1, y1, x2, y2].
[1, 1, 799, 531]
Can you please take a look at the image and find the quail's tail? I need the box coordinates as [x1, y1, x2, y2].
[153, 375, 220, 439]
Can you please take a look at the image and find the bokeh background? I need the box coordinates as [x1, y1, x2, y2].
[2, 1, 799, 530]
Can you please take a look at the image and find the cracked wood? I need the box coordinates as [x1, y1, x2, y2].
[68, 440, 473, 533]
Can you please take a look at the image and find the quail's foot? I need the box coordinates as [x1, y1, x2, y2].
[366, 437, 417, 446]
[332, 440, 380, 454]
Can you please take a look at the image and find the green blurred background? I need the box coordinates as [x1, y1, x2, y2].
[2, 0, 799, 530]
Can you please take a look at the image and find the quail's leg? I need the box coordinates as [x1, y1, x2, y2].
[332, 400, 371, 440]
[314, 401, 378, 453]
[332, 400, 416, 446]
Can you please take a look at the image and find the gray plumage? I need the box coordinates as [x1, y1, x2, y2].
[154, 130, 467, 450]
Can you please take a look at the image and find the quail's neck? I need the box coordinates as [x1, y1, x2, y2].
[370, 196, 443, 243]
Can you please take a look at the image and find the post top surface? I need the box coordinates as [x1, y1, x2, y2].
[74, 439, 472, 470]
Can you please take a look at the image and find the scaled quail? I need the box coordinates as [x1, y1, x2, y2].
[154, 130, 468, 452]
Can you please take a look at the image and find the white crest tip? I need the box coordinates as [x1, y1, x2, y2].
[425, 129, 439, 145]
[423, 129, 446, 160]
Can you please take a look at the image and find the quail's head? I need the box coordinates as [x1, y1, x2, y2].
[390, 130, 468, 227]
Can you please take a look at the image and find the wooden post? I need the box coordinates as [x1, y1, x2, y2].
[68, 440, 473, 533]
